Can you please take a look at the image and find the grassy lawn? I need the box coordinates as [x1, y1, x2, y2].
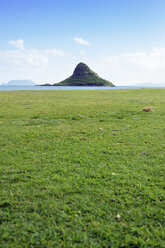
[0, 89, 165, 247]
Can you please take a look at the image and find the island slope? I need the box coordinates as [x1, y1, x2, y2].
[54, 62, 115, 86]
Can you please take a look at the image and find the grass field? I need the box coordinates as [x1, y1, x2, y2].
[0, 89, 165, 247]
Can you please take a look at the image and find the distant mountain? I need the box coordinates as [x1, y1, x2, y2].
[138, 82, 165, 87]
[6, 80, 36, 86]
[53, 62, 115, 86]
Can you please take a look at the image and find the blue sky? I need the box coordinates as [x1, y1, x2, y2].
[0, 0, 165, 85]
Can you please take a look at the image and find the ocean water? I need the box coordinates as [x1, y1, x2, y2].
[0, 85, 164, 91]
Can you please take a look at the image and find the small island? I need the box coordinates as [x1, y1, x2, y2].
[40, 63, 115, 87]
[4, 80, 36, 86]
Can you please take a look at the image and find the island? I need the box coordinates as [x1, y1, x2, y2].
[39, 62, 115, 87]
[4, 80, 36, 86]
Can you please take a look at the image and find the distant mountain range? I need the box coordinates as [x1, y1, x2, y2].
[3, 80, 36, 86]
[137, 82, 165, 87]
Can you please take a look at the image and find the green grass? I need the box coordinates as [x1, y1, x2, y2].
[0, 89, 165, 247]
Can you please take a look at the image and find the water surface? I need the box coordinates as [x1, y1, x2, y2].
[0, 85, 164, 91]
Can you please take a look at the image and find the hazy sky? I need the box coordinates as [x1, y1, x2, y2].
[0, 0, 165, 85]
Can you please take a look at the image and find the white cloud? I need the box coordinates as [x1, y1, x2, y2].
[9, 39, 25, 50]
[5, 41, 68, 67]
[45, 49, 69, 56]
[0, 49, 48, 68]
[0, 40, 70, 84]
[73, 37, 90, 46]
[1, 41, 165, 86]
[93, 47, 165, 85]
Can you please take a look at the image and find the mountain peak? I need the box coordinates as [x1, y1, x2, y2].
[73, 63, 92, 77]
[54, 62, 115, 87]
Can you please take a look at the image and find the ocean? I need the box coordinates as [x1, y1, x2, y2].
[0, 85, 164, 91]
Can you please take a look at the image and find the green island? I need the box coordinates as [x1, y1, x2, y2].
[41, 63, 114, 87]
[0, 89, 165, 247]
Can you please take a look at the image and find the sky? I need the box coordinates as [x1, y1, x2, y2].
[0, 0, 165, 86]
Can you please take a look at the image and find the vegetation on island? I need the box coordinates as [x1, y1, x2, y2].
[54, 62, 114, 86]
[0, 89, 165, 247]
